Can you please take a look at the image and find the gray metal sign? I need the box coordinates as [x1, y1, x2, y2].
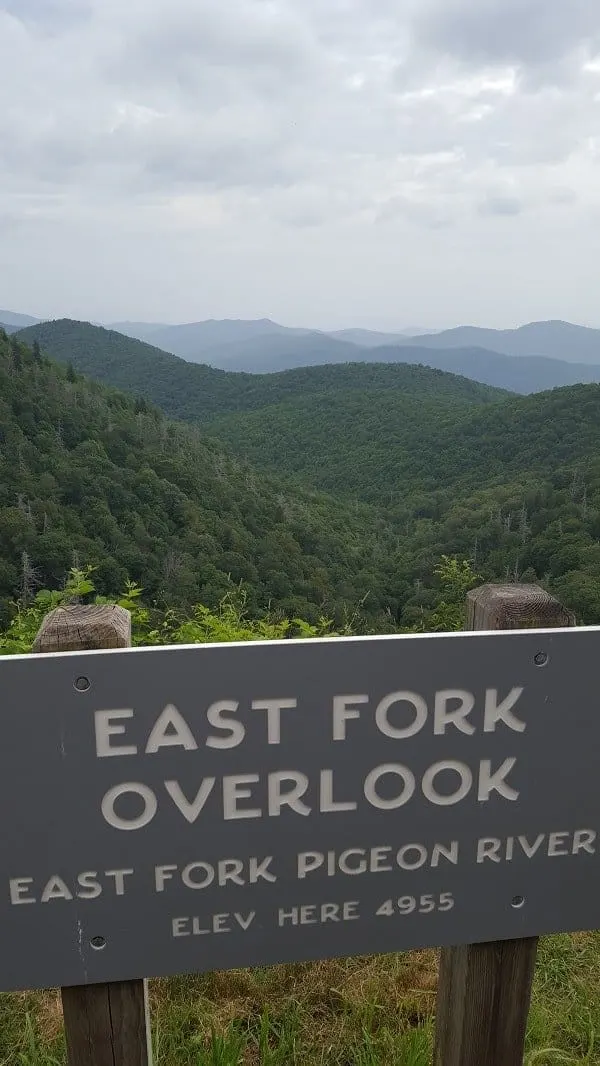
[0, 627, 599, 991]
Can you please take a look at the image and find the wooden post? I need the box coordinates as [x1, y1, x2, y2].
[33, 604, 153, 1066]
[433, 583, 576, 1066]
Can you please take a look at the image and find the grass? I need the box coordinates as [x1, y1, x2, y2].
[2, 935, 599, 1064]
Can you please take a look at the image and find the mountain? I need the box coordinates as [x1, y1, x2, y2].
[15, 320, 505, 422]
[109, 318, 440, 363]
[0, 310, 40, 332]
[328, 328, 411, 347]
[363, 345, 600, 393]
[0, 329, 416, 628]
[13, 314, 600, 366]
[400, 320, 600, 364]
[105, 316, 600, 366]
[198, 331, 600, 391]
[15, 319, 250, 421]
[200, 331, 364, 370]
[108, 321, 170, 342]
[107, 318, 441, 354]
[132, 317, 313, 362]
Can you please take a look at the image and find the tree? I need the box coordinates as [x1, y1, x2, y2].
[10, 337, 22, 371]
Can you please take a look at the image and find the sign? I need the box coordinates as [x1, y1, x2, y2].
[0, 626, 598, 991]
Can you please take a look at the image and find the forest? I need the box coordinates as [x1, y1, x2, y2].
[15, 319, 504, 422]
[3, 322, 600, 630]
[0, 329, 409, 629]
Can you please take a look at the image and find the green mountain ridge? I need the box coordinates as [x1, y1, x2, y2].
[16, 318, 600, 395]
[14, 319, 506, 419]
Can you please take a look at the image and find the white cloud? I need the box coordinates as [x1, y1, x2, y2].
[0, 0, 599, 327]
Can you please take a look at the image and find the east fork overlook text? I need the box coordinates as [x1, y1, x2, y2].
[93, 685, 529, 831]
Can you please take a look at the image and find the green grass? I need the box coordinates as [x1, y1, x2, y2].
[2, 935, 600, 1064]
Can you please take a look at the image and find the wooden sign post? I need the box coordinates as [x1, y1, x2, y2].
[33, 605, 153, 1066]
[433, 584, 576, 1066]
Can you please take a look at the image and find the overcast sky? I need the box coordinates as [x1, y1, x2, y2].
[1, 0, 599, 330]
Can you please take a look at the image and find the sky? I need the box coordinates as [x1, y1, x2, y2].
[1, 0, 600, 330]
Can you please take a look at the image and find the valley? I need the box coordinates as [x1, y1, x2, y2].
[4, 319, 600, 629]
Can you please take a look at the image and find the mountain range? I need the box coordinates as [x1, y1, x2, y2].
[0, 309, 40, 332]
[107, 316, 600, 367]
[5, 307, 600, 392]
[12, 317, 600, 396]
[13, 320, 503, 425]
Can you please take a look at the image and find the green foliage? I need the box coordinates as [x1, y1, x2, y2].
[0, 567, 346, 654]
[0, 555, 476, 655]
[205, 382, 600, 502]
[0, 568, 93, 654]
[139, 590, 342, 647]
[0, 331, 409, 629]
[417, 556, 481, 632]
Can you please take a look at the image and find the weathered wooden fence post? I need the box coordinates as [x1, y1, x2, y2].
[33, 605, 153, 1066]
[434, 584, 576, 1066]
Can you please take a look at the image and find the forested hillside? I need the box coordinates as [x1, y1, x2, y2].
[0, 328, 409, 627]
[15, 319, 505, 417]
[207, 384, 600, 500]
[7, 323, 600, 626]
[206, 384, 600, 622]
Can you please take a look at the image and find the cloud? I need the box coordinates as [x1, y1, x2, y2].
[478, 194, 523, 217]
[413, 0, 600, 80]
[0, 0, 599, 326]
[1, 0, 91, 30]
